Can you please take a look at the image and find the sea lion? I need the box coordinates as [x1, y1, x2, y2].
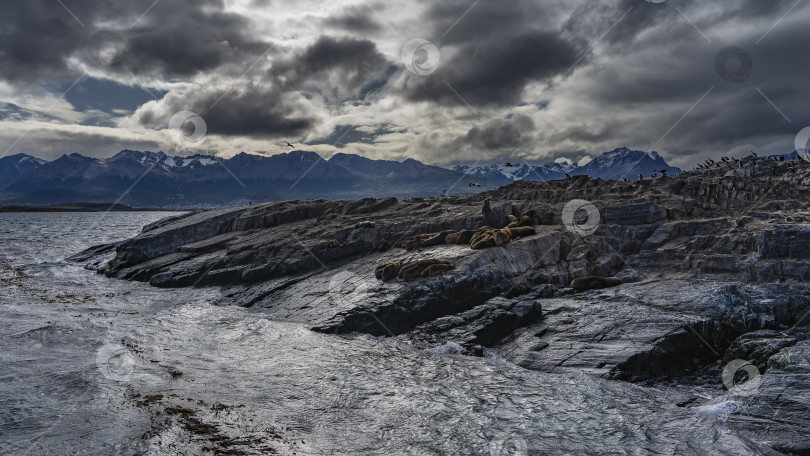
[507, 214, 518, 224]
[421, 263, 454, 277]
[381, 262, 402, 281]
[446, 229, 479, 245]
[375, 264, 386, 280]
[469, 229, 492, 248]
[509, 226, 536, 239]
[377, 239, 392, 252]
[506, 221, 519, 229]
[421, 230, 455, 247]
[327, 239, 341, 249]
[518, 215, 532, 226]
[471, 232, 495, 250]
[493, 229, 511, 247]
[570, 276, 622, 292]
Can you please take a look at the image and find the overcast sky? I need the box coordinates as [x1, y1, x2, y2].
[1, 0, 808, 168]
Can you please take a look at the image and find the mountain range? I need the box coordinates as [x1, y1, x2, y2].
[454, 147, 682, 182]
[0, 147, 682, 208]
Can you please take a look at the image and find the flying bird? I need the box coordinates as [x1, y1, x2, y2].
[285, 141, 295, 148]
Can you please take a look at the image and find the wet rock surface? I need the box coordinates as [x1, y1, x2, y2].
[73, 155, 810, 454]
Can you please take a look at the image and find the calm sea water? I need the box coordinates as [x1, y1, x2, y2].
[0, 212, 768, 455]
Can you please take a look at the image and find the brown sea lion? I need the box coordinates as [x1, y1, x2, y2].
[421, 263, 454, 277]
[506, 221, 519, 229]
[507, 214, 518, 224]
[471, 233, 495, 250]
[493, 229, 511, 247]
[327, 239, 341, 249]
[570, 276, 622, 292]
[469, 229, 492, 248]
[518, 215, 532, 226]
[509, 226, 536, 239]
[421, 230, 455, 247]
[381, 262, 402, 281]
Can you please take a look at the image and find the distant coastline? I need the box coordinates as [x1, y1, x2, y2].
[0, 203, 186, 213]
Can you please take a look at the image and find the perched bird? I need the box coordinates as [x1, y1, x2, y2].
[622, 177, 629, 182]
[652, 172, 658, 178]
[659, 169, 668, 176]
[751, 151, 757, 158]
[563, 172, 571, 179]
[639, 173, 644, 180]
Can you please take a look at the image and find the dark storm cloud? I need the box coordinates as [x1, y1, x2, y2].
[558, 0, 810, 158]
[453, 115, 536, 151]
[400, 0, 584, 107]
[0, 0, 268, 84]
[136, 83, 317, 138]
[270, 35, 395, 102]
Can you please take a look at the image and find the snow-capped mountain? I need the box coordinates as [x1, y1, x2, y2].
[453, 161, 577, 183]
[0, 153, 46, 187]
[452, 147, 681, 183]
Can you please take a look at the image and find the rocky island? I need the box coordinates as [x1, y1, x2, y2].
[73, 154, 810, 454]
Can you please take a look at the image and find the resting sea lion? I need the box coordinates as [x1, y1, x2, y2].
[327, 239, 341, 249]
[381, 262, 402, 281]
[421, 230, 455, 247]
[507, 214, 518, 224]
[469, 229, 492, 247]
[471, 233, 495, 250]
[493, 229, 511, 247]
[570, 276, 622, 292]
[421, 263, 454, 277]
[509, 226, 536, 239]
[506, 221, 519, 229]
[518, 215, 532, 226]
[446, 229, 476, 244]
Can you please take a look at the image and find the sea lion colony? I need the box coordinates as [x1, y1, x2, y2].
[372, 211, 537, 282]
